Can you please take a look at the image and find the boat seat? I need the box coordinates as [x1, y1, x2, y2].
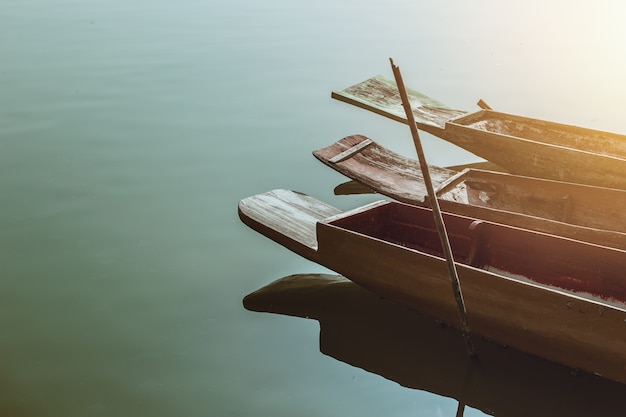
[466, 220, 485, 268]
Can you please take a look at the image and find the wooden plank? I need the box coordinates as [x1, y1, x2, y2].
[332, 75, 626, 188]
[332, 162, 503, 197]
[442, 111, 626, 189]
[238, 189, 341, 262]
[328, 138, 373, 163]
[314, 135, 626, 250]
[444, 160, 505, 172]
[331, 75, 466, 130]
[433, 168, 470, 195]
[313, 134, 456, 204]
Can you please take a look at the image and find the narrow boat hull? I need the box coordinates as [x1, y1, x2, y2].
[317, 217, 626, 384]
[314, 134, 626, 249]
[332, 75, 626, 188]
[443, 109, 626, 188]
[239, 189, 626, 384]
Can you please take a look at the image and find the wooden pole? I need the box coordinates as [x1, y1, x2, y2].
[390, 58, 476, 357]
[477, 99, 492, 110]
[456, 402, 466, 417]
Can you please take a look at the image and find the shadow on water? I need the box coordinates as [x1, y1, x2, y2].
[243, 274, 626, 417]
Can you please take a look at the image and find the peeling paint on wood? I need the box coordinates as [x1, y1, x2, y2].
[314, 134, 626, 250]
[239, 189, 626, 384]
[333, 75, 626, 189]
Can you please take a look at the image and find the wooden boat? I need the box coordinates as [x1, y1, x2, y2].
[332, 155, 503, 196]
[332, 75, 626, 189]
[244, 273, 626, 417]
[238, 189, 626, 384]
[313, 134, 626, 250]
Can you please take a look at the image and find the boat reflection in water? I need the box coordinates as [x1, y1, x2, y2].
[244, 274, 626, 417]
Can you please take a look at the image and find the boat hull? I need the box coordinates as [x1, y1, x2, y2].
[239, 189, 626, 384]
[332, 75, 626, 188]
[443, 109, 626, 189]
[314, 134, 626, 249]
[316, 217, 626, 384]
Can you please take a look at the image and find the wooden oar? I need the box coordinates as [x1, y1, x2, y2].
[390, 58, 476, 357]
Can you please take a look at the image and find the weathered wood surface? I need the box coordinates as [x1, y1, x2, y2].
[332, 75, 626, 188]
[244, 273, 626, 416]
[239, 189, 626, 383]
[444, 160, 504, 172]
[314, 134, 626, 249]
[444, 110, 626, 189]
[332, 159, 504, 196]
[450, 109, 626, 158]
[237, 189, 341, 262]
[314, 134, 456, 204]
[331, 75, 465, 130]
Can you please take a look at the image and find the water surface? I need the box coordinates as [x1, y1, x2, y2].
[2, 0, 626, 415]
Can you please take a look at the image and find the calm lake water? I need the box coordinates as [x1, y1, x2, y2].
[3, 0, 626, 415]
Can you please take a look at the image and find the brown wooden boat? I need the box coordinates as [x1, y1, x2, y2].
[313, 134, 626, 249]
[244, 273, 626, 416]
[332, 75, 626, 189]
[238, 188, 626, 384]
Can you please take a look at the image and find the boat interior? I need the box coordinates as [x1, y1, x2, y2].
[437, 169, 626, 232]
[447, 110, 626, 158]
[327, 201, 626, 305]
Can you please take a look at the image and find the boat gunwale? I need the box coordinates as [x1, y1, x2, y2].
[324, 196, 626, 252]
[315, 135, 626, 241]
[319, 209, 626, 314]
[446, 109, 626, 161]
[318, 198, 626, 312]
[436, 166, 626, 204]
[433, 196, 626, 246]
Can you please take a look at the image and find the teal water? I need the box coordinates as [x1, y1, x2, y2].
[2, 0, 626, 415]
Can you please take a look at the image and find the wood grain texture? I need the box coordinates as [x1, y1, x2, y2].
[315, 201, 626, 384]
[314, 135, 626, 249]
[238, 189, 341, 262]
[239, 189, 626, 383]
[314, 134, 455, 204]
[444, 110, 626, 189]
[333, 75, 626, 188]
[331, 75, 465, 129]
